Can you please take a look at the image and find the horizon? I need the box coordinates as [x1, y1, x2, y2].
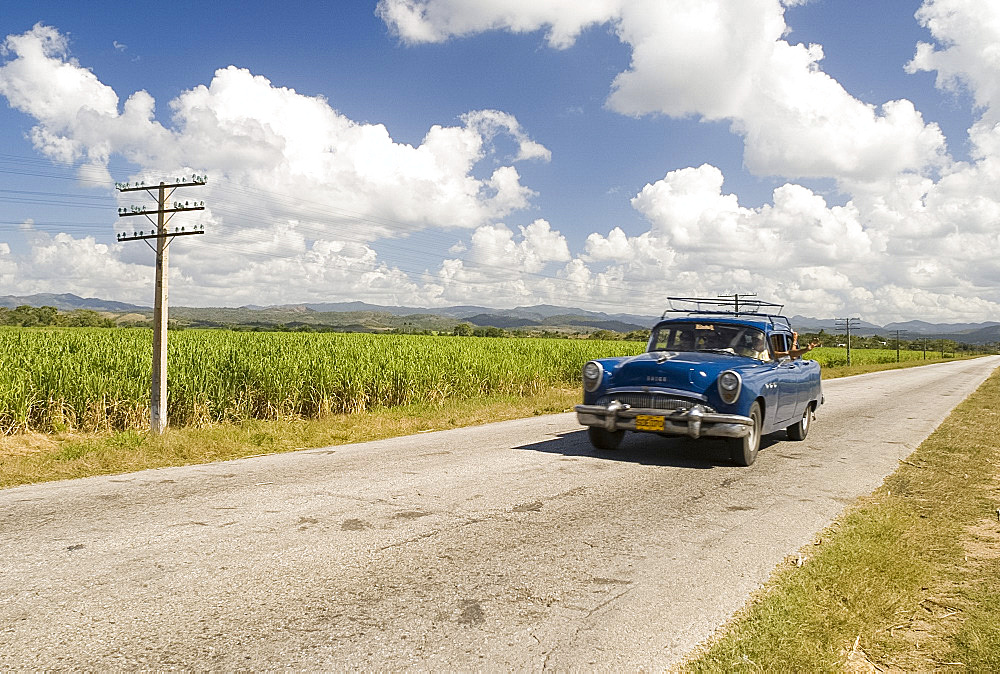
[5, 290, 1000, 332]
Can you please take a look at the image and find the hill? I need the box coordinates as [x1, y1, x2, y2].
[3, 293, 997, 342]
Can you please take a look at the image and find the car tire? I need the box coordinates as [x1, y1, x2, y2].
[588, 427, 624, 450]
[786, 403, 812, 441]
[729, 401, 761, 466]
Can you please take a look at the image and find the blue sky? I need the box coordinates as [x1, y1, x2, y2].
[1, 1, 999, 323]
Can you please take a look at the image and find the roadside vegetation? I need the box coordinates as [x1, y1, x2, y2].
[0, 389, 580, 490]
[685, 368, 1000, 671]
[4, 326, 977, 437]
[0, 327, 643, 436]
[0, 324, 988, 489]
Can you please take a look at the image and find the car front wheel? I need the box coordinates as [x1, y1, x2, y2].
[786, 403, 812, 441]
[729, 401, 761, 466]
[588, 427, 624, 450]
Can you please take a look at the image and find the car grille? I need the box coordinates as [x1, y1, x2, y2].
[597, 393, 715, 413]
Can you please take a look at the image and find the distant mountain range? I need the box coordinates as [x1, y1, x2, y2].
[788, 314, 1000, 342]
[0, 292, 148, 313]
[281, 300, 659, 327]
[3, 293, 999, 343]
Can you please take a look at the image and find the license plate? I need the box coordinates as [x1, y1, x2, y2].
[635, 415, 665, 431]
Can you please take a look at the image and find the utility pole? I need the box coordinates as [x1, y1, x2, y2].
[891, 329, 907, 362]
[718, 292, 757, 315]
[836, 317, 860, 366]
[116, 175, 207, 434]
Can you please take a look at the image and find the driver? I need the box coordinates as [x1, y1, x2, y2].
[740, 332, 771, 361]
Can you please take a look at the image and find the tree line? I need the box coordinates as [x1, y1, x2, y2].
[446, 323, 650, 340]
[796, 329, 982, 354]
[2, 306, 994, 352]
[0, 305, 116, 328]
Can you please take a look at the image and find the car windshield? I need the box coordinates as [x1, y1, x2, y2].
[648, 322, 770, 361]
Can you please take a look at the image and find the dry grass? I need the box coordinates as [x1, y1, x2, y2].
[684, 368, 1000, 671]
[0, 389, 579, 489]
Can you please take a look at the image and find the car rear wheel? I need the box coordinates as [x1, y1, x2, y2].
[729, 401, 761, 466]
[588, 427, 624, 450]
[786, 403, 812, 441]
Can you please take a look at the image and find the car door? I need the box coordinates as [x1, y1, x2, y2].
[770, 332, 798, 425]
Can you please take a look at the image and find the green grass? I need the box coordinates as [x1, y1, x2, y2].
[807, 346, 953, 368]
[4, 327, 983, 436]
[685, 368, 1000, 671]
[0, 327, 643, 435]
[811, 352, 975, 380]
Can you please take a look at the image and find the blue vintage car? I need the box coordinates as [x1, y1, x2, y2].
[575, 298, 823, 465]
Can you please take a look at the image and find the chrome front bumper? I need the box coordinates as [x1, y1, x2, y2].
[575, 401, 753, 439]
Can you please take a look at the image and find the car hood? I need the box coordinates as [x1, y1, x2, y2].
[607, 351, 757, 393]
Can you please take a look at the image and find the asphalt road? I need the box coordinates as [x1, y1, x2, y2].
[2, 356, 998, 669]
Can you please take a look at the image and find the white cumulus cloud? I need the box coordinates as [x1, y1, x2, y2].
[377, 0, 625, 49]
[379, 0, 949, 183]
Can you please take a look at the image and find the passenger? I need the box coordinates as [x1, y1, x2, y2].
[741, 332, 771, 361]
[711, 330, 736, 353]
[775, 331, 820, 359]
[677, 330, 695, 351]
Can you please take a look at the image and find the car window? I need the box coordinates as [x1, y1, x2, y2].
[649, 324, 697, 351]
[770, 333, 789, 355]
[649, 323, 767, 357]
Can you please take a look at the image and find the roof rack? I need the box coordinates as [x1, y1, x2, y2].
[662, 295, 784, 318]
[660, 296, 791, 331]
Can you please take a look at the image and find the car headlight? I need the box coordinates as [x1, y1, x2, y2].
[582, 360, 604, 392]
[717, 370, 742, 404]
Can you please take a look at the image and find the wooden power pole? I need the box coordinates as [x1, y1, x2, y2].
[892, 329, 907, 362]
[836, 317, 860, 365]
[116, 176, 207, 434]
[717, 292, 757, 315]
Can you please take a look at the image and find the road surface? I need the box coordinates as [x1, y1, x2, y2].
[2, 356, 997, 669]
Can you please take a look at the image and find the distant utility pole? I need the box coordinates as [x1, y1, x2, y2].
[718, 292, 756, 315]
[891, 329, 907, 363]
[116, 175, 207, 434]
[836, 317, 860, 366]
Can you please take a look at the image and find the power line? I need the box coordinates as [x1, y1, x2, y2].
[116, 175, 208, 435]
[835, 317, 860, 366]
[890, 328, 907, 362]
[0, 152, 689, 305]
